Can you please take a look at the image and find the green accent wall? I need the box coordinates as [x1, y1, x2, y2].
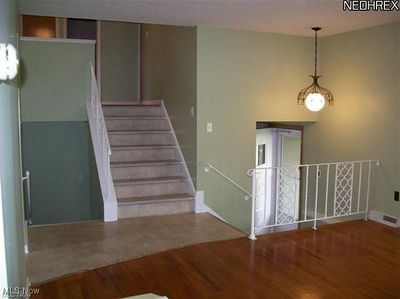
[0, 0, 26, 289]
[101, 21, 140, 102]
[196, 27, 318, 233]
[22, 122, 96, 225]
[142, 24, 197, 184]
[19, 38, 102, 224]
[20, 39, 94, 121]
[303, 22, 400, 219]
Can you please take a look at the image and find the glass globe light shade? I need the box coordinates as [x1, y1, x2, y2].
[305, 93, 325, 112]
[0, 43, 19, 80]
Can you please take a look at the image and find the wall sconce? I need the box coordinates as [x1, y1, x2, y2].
[0, 43, 19, 81]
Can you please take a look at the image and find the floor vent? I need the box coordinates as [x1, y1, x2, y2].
[382, 215, 398, 225]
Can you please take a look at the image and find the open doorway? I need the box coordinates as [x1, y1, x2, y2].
[255, 123, 303, 231]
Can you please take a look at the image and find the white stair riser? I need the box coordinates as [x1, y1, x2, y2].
[118, 200, 194, 218]
[111, 164, 184, 180]
[109, 133, 174, 146]
[111, 148, 178, 163]
[103, 106, 163, 117]
[116, 181, 189, 198]
[105, 118, 169, 131]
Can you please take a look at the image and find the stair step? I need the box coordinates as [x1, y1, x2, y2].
[118, 193, 194, 205]
[111, 160, 182, 168]
[108, 130, 174, 147]
[118, 194, 194, 218]
[108, 130, 171, 134]
[105, 117, 169, 131]
[105, 116, 167, 120]
[111, 163, 184, 180]
[111, 145, 176, 150]
[103, 105, 163, 117]
[110, 147, 178, 163]
[102, 101, 161, 106]
[115, 178, 189, 198]
[114, 176, 187, 186]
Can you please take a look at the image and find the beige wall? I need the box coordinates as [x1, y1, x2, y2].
[141, 24, 197, 183]
[303, 22, 400, 218]
[100, 21, 140, 102]
[196, 27, 318, 233]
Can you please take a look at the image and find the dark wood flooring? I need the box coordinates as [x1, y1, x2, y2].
[32, 220, 400, 299]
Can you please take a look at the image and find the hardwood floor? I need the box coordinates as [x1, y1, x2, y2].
[32, 220, 400, 299]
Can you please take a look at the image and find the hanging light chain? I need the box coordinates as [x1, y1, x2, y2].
[314, 29, 318, 77]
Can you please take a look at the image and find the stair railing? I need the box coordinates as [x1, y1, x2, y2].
[204, 163, 252, 201]
[247, 159, 380, 240]
[86, 63, 117, 221]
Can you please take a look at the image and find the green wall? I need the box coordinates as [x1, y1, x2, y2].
[303, 22, 400, 219]
[101, 21, 140, 102]
[196, 27, 318, 233]
[19, 39, 102, 224]
[0, 0, 26, 289]
[142, 24, 197, 184]
[22, 122, 95, 225]
[20, 39, 94, 121]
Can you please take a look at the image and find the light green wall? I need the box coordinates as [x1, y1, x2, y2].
[303, 22, 400, 218]
[101, 21, 140, 102]
[19, 39, 102, 224]
[142, 24, 197, 183]
[196, 27, 318, 233]
[21, 122, 98, 225]
[0, 0, 26, 289]
[20, 39, 94, 122]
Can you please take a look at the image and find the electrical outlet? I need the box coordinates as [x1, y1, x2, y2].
[395, 191, 399, 202]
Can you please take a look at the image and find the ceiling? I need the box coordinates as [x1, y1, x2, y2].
[18, 0, 400, 37]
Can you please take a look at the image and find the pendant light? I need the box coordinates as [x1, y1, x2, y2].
[297, 27, 333, 112]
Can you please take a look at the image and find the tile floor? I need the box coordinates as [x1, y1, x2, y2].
[27, 212, 244, 284]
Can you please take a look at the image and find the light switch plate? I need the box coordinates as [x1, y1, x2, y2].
[206, 122, 213, 133]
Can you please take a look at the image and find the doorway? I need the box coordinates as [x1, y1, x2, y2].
[255, 123, 303, 230]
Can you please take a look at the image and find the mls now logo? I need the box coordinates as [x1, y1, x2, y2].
[343, 0, 399, 11]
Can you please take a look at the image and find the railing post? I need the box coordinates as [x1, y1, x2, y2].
[357, 162, 363, 213]
[324, 164, 330, 218]
[304, 165, 309, 221]
[313, 165, 320, 230]
[249, 169, 257, 240]
[365, 161, 372, 221]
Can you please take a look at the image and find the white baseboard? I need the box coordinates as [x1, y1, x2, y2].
[195, 191, 226, 222]
[368, 210, 399, 228]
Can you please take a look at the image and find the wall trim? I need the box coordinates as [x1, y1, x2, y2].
[368, 209, 399, 228]
[0, 181, 8, 290]
[20, 36, 96, 44]
[195, 191, 226, 222]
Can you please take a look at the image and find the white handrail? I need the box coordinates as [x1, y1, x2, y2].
[250, 159, 380, 171]
[247, 159, 379, 240]
[86, 62, 117, 221]
[204, 163, 251, 200]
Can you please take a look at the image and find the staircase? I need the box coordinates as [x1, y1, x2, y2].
[103, 102, 195, 218]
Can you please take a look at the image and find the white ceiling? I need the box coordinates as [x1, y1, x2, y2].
[18, 0, 400, 37]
